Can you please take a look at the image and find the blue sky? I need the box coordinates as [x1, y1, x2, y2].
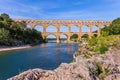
[0, 0, 120, 20]
[0, 0, 120, 38]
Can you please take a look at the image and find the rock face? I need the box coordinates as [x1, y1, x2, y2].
[8, 49, 120, 80]
[8, 62, 93, 80]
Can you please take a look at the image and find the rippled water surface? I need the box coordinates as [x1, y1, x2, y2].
[0, 42, 78, 80]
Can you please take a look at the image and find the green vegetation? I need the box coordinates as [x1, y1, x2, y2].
[0, 13, 45, 46]
[81, 34, 89, 38]
[87, 18, 120, 54]
[77, 74, 83, 78]
[72, 58, 76, 62]
[0, 28, 12, 45]
[99, 44, 108, 54]
[70, 34, 78, 39]
[104, 66, 109, 75]
[70, 34, 78, 42]
[74, 18, 120, 80]
[89, 62, 110, 80]
[95, 62, 103, 76]
[101, 18, 120, 36]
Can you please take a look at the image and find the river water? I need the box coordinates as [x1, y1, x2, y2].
[0, 42, 78, 80]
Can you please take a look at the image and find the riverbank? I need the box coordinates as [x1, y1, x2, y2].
[0, 45, 31, 52]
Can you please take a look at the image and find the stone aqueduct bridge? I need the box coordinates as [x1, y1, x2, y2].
[14, 19, 112, 43]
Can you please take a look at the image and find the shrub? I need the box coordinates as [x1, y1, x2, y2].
[99, 44, 108, 54]
[72, 58, 76, 62]
[95, 62, 103, 76]
[104, 67, 109, 75]
[88, 36, 98, 46]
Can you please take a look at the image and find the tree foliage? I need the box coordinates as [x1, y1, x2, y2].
[87, 18, 120, 54]
[0, 28, 11, 45]
[82, 34, 89, 38]
[1, 13, 9, 19]
[70, 34, 78, 39]
[0, 13, 44, 46]
[101, 18, 120, 35]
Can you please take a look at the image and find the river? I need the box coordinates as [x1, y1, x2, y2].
[0, 42, 78, 80]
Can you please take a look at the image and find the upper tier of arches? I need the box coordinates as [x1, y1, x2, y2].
[14, 19, 112, 25]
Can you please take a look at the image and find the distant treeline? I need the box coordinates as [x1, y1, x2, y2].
[0, 13, 45, 46]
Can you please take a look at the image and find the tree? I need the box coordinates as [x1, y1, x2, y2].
[0, 22, 5, 28]
[1, 13, 9, 19]
[0, 16, 3, 21]
[16, 21, 26, 29]
[112, 18, 120, 24]
[0, 13, 45, 46]
[101, 18, 120, 35]
[0, 28, 10, 45]
[70, 34, 78, 39]
[81, 34, 89, 38]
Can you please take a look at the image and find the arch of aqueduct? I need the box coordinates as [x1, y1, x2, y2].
[14, 19, 112, 43]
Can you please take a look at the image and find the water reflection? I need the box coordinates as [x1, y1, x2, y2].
[41, 43, 47, 48]
[56, 44, 61, 64]
[67, 44, 72, 53]
[55, 43, 72, 53]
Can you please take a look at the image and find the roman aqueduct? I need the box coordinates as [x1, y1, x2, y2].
[14, 19, 112, 43]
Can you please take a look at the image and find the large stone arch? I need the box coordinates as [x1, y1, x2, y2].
[46, 33, 57, 42]
[70, 26, 79, 32]
[46, 33, 57, 38]
[46, 25, 57, 32]
[60, 33, 68, 39]
[46, 33, 60, 43]
[92, 25, 98, 33]
[26, 24, 31, 29]
[82, 25, 90, 32]
[60, 25, 68, 32]
[60, 33, 68, 42]
[34, 24, 43, 32]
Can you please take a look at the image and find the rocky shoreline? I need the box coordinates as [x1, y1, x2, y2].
[8, 46, 120, 80]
